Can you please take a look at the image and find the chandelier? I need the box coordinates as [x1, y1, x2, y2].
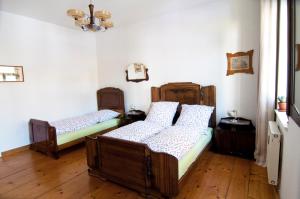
[67, 0, 113, 32]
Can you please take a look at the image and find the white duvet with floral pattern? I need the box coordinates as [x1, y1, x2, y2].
[105, 123, 206, 160]
[50, 110, 119, 135]
[104, 121, 165, 142]
[143, 126, 206, 160]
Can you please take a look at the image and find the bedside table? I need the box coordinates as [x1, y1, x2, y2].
[119, 110, 146, 127]
[213, 117, 256, 159]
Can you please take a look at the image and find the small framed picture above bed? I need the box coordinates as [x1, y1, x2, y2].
[0, 65, 24, 82]
[226, 50, 254, 76]
[125, 63, 149, 83]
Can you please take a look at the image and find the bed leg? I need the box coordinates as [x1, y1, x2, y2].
[49, 151, 59, 159]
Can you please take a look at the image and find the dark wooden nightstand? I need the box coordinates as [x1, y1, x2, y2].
[213, 117, 256, 159]
[119, 110, 146, 127]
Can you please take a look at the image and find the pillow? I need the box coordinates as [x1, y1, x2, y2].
[175, 104, 214, 129]
[145, 101, 179, 127]
[94, 109, 120, 123]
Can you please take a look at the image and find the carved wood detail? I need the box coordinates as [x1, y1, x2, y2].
[97, 87, 125, 114]
[151, 82, 216, 128]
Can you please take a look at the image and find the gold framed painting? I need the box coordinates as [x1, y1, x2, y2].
[226, 50, 254, 76]
[0, 65, 24, 82]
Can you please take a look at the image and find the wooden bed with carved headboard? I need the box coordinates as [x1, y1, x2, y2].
[86, 82, 216, 198]
[29, 87, 124, 159]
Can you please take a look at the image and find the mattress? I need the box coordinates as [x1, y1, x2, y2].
[178, 127, 212, 179]
[57, 118, 120, 146]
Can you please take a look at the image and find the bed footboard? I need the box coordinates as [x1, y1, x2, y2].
[150, 151, 179, 197]
[29, 119, 58, 158]
[86, 136, 179, 198]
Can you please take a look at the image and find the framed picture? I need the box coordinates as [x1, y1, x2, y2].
[226, 50, 254, 76]
[126, 63, 149, 83]
[0, 65, 24, 82]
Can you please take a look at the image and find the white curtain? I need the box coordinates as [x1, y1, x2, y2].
[255, 0, 278, 166]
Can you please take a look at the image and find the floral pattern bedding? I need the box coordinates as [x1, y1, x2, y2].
[104, 121, 165, 142]
[142, 126, 207, 160]
[105, 121, 207, 160]
[50, 109, 119, 135]
[145, 101, 179, 127]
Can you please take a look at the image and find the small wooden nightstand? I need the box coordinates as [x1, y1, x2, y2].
[213, 117, 256, 159]
[119, 110, 146, 127]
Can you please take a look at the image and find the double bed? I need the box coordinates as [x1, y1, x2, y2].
[29, 87, 124, 158]
[86, 82, 216, 198]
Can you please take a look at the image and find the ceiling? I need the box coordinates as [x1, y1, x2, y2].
[0, 0, 210, 29]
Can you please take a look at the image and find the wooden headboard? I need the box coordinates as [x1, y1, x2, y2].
[97, 87, 125, 114]
[151, 82, 216, 128]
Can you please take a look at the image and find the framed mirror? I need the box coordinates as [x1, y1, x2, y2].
[125, 63, 149, 83]
[288, 0, 300, 126]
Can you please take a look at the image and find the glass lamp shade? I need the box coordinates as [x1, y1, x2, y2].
[75, 17, 90, 26]
[94, 10, 111, 20]
[67, 9, 85, 19]
[101, 20, 113, 29]
[86, 24, 101, 32]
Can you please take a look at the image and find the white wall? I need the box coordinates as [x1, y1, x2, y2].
[0, 12, 98, 154]
[96, 0, 260, 123]
[280, 118, 300, 199]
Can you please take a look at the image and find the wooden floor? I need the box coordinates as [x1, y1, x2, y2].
[0, 145, 278, 199]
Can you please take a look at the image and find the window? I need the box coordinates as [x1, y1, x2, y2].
[276, 0, 288, 112]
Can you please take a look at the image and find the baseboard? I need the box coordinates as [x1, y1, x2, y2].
[1, 145, 30, 158]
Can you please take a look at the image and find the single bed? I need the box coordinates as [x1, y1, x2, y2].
[29, 87, 124, 159]
[86, 82, 216, 198]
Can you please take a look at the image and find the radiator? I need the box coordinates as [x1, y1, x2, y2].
[267, 121, 281, 185]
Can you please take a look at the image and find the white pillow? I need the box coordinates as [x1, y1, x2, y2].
[145, 101, 179, 127]
[94, 109, 120, 123]
[175, 104, 214, 129]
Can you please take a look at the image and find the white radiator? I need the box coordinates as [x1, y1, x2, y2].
[267, 121, 281, 185]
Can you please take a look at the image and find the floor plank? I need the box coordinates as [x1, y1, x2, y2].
[0, 146, 278, 199]
[248, 163, 278, 199]
[0, 150, 47, 179]
[226, 158, 250, 199]
[0, 149, 84, 195]
[37, 171, 104, 199]
[176, 151, 213, 199]
[187, 154, 235, 199]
